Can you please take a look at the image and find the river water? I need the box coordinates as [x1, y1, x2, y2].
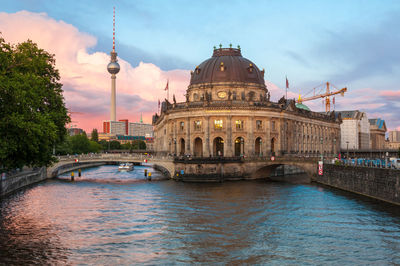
[1, 165, 400, 265]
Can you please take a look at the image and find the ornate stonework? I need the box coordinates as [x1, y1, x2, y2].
[153, 47, 341, 158]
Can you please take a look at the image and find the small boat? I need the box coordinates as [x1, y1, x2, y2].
[118, 163, 133, 171]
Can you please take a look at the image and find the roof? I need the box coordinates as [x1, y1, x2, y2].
[295, 103, 311, 111]
[336, 110, 364, 120]
[369, 118, 386, 129]
[189, 47, 265, 86]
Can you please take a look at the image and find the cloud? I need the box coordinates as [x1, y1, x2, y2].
[0, 11, 190, 132]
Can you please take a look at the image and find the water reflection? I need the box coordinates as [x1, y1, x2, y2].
[0, 165, 400, 264]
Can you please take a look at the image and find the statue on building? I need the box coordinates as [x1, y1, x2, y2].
[228, 90, 232, 100]
[173, 94, 176, 104]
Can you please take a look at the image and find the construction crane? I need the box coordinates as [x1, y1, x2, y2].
[296, 82, 347, 112]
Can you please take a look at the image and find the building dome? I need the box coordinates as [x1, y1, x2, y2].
[107, 61, 120, 74]
[295, 102, 311, 111]
[189, 47, 265, 86]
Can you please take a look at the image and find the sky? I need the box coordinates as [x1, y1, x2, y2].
[1, 0, 400, 132]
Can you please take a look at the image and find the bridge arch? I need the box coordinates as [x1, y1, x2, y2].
[250, 161, 316, 182]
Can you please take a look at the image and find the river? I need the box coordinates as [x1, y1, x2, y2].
[1, 164, 400, 265]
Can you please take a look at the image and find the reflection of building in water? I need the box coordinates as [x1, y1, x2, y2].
[153, 46, 341, 157]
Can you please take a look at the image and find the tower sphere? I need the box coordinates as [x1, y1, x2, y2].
[107, 61, 120, 74]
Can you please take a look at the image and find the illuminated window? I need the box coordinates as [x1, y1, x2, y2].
[180, 121, 184, 131]
[235, 120, 244, 129]
[214, 119, 223, 129]
[256, 120, 262, 130]
[194, 120, 202, 130]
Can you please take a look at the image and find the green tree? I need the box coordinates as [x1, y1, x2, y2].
[0, 37, 70, 170]
[70, 134, 90, 154]
[89, 140, 102, 153]
[131, 140, 146, 150]
[91, 128, 99, 142]
[99, 140, 109, 150]
[109, 140, 121, 150]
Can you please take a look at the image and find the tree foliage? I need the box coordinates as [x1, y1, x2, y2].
[91, 128, 99, 142]
[0, 37, 70, 170]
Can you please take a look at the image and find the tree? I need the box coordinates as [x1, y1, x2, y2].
[131, 140, 146, 150]
[70, 134, 91, 154]
[89, 140, 102, 153]
[109, 140, 121, 150]
[91, 128, 99, 142]
[0, 37, 70, 170]
[99, 140, 109, 150]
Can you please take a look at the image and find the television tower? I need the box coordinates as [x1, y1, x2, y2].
[107, 7, 120, 121]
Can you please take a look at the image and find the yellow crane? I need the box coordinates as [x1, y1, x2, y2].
[296, 82, 347, 112]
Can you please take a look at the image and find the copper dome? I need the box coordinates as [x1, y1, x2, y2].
[189, 47, 265, 86]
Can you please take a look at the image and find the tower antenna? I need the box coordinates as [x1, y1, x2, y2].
[113, 6, 115, 52]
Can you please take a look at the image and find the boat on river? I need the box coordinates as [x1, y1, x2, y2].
[118, 163, 134, 171]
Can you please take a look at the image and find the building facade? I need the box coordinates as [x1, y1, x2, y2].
[389, 131, 400, 142]
[153, 47, 341, 157]
[337, 110, 370, 150]
[128, 122, 154, 137]
[369, 118, 387, 149]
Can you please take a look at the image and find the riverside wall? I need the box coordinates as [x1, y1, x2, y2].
[316, 164, 400, 205]
[0, 162, 106, 197]
[0, 167, 47, 197]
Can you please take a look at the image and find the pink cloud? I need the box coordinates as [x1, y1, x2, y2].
[0, 11, 189, 132]
[380, 90, 400, 98]
[1, 11, 399, 132]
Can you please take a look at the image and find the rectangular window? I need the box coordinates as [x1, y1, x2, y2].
[194, 120, 202, 130]
[235, 120, 243, 129]
[256, 120, 262, 130]
[180, 121, 184, 131]
[214, 119, 223, 129]
[271, 121, 276, 131]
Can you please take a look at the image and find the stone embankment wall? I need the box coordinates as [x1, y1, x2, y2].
[0, 167, 47, 197]
[316, 164, 400, 205]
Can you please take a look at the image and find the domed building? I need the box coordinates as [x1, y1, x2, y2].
[153, 46, 341, 159]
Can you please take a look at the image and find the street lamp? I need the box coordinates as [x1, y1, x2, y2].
[346, 141, 349, 161]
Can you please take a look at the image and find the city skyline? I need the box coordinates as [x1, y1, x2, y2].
[1, 0, 399, 132]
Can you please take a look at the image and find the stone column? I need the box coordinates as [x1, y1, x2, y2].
[226, 115, 233, 157]
[205, 116, 210, 157]
[186, 117, 190, 154]
[266, 119, 271, 156]
[248, 116, 254, 156]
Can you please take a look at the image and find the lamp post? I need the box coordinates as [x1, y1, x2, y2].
[346, 141, 349, 161]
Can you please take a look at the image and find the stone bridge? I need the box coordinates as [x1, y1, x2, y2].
[47, 154, 175, 179]
[174, 156, 321, 182]
[48, 154, 321, 182]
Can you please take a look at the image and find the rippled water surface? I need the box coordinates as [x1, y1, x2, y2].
[1, 165, 400, 265]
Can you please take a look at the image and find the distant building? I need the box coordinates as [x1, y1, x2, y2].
[103, 120, 128, 135]
[68, 127, 84, 136]
[369, 118, 387, 149]
[128, 122, 153, 137]
[337, 110, 370, 150]
[389, 131, 400, 142]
